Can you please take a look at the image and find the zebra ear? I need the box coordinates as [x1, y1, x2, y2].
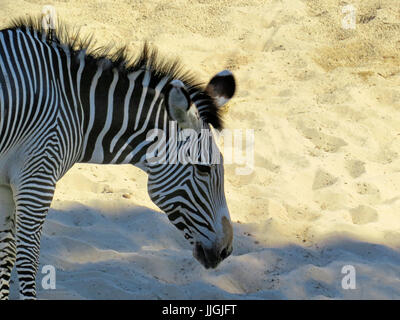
[165, 80, 201, 130]
[206, 70, 236, 107]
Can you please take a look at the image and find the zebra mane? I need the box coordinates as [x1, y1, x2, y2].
[6, 16, 223, 130]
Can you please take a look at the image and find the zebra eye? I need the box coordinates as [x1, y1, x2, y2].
[195, 164, 211, 174]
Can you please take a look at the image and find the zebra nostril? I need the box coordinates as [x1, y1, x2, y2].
[220, 246, 231, 260]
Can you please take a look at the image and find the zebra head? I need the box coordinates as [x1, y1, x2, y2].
[146, 70, 236, 269]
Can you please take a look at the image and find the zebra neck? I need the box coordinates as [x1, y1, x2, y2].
[78, 60, 170, 166]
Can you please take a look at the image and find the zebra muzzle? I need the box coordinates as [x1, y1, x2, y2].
[193, 241, 232, 269]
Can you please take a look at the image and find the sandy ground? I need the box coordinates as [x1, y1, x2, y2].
[1, 0, 400, 299]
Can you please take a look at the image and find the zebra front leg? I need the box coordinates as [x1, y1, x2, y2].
[0, 185, 16, 300]
[13, 178, 56, 300]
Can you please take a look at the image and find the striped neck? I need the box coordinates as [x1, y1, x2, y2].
[77, 57, 170, 167]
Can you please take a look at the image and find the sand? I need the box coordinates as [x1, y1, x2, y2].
[1, 0, 400, 299]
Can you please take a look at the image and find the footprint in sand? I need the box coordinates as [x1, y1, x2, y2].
[312, 170, 345, 211]
[284, 204, 320, 222]
[224, 52, 251, 71]
[297, 125, 347, 153]
[349, 205, 378, 225]
[312, 169, 337, 190]
[355, 182, 380, 197]
[345, 159, 366, 178]
[355, 182, 381, 204]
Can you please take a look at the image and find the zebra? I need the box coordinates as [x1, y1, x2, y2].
[0, 17, 236, 299]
